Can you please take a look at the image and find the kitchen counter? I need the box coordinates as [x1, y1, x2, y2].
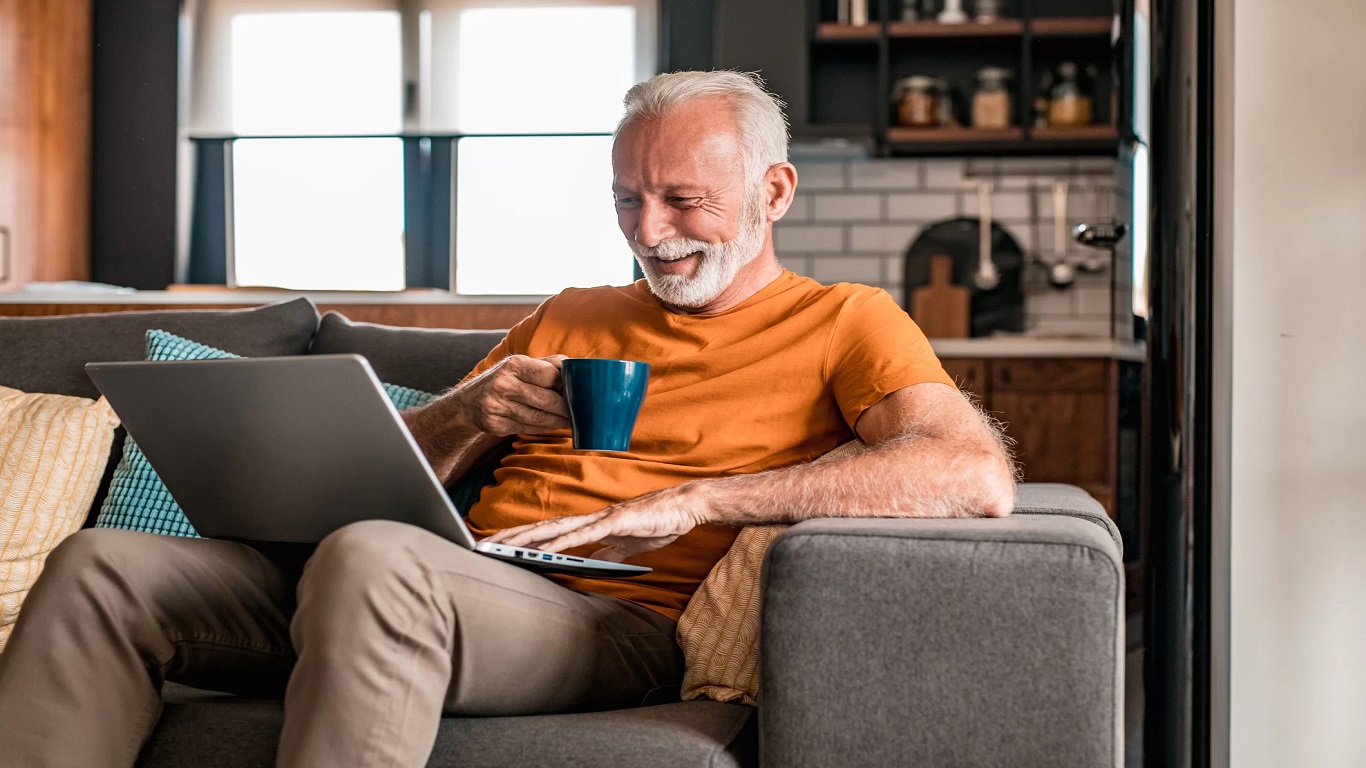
[931, 337, 1145, 361]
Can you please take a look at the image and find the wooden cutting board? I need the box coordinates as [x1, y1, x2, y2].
[911, 255, 970, 338]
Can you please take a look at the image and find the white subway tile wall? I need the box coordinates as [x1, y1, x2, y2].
[811, 193, 883, 222]
[774, 155, 1126, 338]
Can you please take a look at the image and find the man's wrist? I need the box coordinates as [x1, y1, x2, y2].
[675, 477, 730, 527]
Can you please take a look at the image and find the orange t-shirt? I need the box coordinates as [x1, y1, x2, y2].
[463, 271, 954, 619]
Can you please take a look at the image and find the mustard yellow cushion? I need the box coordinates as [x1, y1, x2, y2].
[0, 387, 120, 652]
[677, 440, 867, 705]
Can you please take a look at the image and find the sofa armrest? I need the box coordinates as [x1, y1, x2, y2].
[759, 483, 1123, 768]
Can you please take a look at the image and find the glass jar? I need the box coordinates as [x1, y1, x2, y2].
[971, 67, 1013, 129]
[933, 78, 958, 126]
[893, 76, 938, 128]
[1047, 61, 1094, 126]
[974, 0, 1004, 23]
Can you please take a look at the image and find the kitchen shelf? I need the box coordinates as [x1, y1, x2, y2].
[883, 125, 1118, 156]
[887, 19, 1024, 38]
[886, 127, 1025, 143]
[886, 127, 1032, 155]
[1031, 124, 1120, 141]
[1030, 16, 1114, 37]
[814, 22, 880, 41]
[806, 0, 1122, 158]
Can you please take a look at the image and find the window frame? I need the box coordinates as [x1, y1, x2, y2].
[182, 0, 658, 295]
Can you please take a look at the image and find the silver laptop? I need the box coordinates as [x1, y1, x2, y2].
[85, 355, 649, 579]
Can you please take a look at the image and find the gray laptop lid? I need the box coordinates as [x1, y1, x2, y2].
[86, 355, 476, 547]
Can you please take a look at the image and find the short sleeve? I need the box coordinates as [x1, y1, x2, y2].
[458, 298, 553, 384]
[825, 287, 956, 430]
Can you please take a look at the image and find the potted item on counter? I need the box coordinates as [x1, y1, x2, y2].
[971, 67, 1013, 129]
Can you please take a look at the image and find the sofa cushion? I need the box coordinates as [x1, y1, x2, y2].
[677, 440, 867, 706]
[96, 330, 436, 537]
[0, 298, 320, 401]
[0, 299, 321, 517]
[139, 683, 755, 768]
[0, 388, 121, 652]
[308, 312, 507, 394]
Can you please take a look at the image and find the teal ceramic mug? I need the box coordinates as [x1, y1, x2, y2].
[560, 358, 650, 452]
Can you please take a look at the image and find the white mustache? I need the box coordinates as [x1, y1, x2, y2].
[633, 237, 711, 262]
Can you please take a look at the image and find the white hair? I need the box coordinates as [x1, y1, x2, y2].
[617, 70, 790, 192]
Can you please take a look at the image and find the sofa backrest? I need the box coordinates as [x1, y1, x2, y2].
[0, 298, 511, 520]
[0, 298, 322, 399]
[308, 311, 505, 394]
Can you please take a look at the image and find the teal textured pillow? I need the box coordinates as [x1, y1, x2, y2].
[95, 330, 436, 537]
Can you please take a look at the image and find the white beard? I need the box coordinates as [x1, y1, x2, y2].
[630, 195, 768, 309]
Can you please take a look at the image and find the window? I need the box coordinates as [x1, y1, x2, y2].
[431, 1, 651, 294]
[185, 0, 656, 294]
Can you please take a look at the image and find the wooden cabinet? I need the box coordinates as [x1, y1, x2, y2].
[943, 357, 1139, 528]
[0, 0, 92, 292]
[991, 358, 1115, 510]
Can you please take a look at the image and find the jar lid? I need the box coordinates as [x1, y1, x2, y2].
[896, 75, 937, 90]
[976, 67, 1013, 81]
[1057, 61, 1079, 78]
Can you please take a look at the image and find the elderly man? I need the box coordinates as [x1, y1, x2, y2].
[0, 71, 1014, 768]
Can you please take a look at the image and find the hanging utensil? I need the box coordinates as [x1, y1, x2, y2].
[1048, 180, 1075, 289]
[974, 182, 1001, 291]
[1075, 184, 1113, 273]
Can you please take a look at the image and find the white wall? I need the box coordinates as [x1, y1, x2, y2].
[1227, 0, 1366, 766]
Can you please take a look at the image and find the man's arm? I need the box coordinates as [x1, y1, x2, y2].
[487, 381, 1017, 560]
[401, 354, 570, 486]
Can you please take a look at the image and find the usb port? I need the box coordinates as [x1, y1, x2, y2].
[542, 554, 552, 561]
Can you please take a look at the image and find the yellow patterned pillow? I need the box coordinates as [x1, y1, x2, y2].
[677, 440, 867, 705]
[0, 387, 120, 652]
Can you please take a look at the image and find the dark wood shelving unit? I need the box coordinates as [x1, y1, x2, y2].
[1030, 16, 1113, 37]
[805, 0, 1122, 157]
[886, 19, 1024, 38]
[814, 22, 880, 41]
[1031, 124, 1120, 141]
[885, 127, 1025, 142]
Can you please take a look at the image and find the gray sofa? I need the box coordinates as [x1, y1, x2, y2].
[0, 298, 1124, 767]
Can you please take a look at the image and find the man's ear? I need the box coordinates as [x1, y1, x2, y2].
[764, 162, 799, 223]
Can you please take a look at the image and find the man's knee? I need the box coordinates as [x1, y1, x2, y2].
[41, 527, 158, 589]
[295, 521, 466, 642]
[300, 521, 465, 603]
[18, 528, 172, 631]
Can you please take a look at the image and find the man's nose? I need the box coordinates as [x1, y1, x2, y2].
[634, 200, 676, 248]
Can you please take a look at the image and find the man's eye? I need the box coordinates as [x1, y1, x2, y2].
[614, 198, 640, 207]
[669, 197, 703, 207]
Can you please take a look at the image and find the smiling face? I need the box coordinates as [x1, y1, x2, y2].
[611, 97, 782, 314]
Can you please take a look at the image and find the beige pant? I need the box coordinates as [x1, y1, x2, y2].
[0, 521, 681, 768]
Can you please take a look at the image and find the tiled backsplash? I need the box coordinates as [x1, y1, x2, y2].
[774, 156, 1131, 339]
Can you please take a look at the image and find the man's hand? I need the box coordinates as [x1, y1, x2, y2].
[484, 485, 709, 562]
[402, 354, 572, 485]
[449, 354, 572, 437]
